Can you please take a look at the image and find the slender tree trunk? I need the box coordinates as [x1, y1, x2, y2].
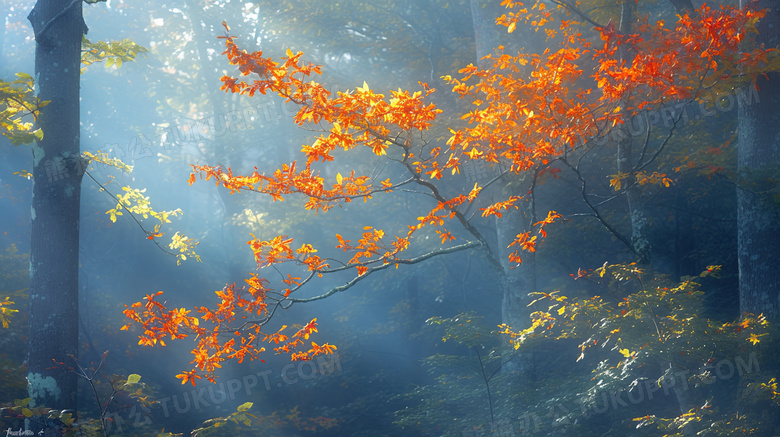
[737, 0, 780, 319]
[26, 0, 86, 412]
[470, 0, 502, 68]
[470, 0, 536, 382]
[497, 204, 536, 375]
[616, 0, 652, 264]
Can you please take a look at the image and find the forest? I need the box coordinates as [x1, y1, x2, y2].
[1, 0, 779, 435]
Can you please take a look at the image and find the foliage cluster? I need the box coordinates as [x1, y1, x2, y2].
[0, 73, 47, 146]
[0, 245, 28, 403]
[395, 266, 779, 436]
[80, 37, 150, 74]
[83, 150, 202, 265]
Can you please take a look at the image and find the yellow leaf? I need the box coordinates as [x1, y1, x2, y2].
[60, 412, 74, 426]
[336, 172, 343, 185]
[609, 174, 623, 191]
[507, 22, 517, 33]
[557, 306, 565, 315]
[619, 348, 632, 358]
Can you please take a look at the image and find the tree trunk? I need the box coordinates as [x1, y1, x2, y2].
[470, 0, 536, 382]
[616, 0, 652, 264]
[26, 0, 86, 412]
[737, 0, 780, 319]
[497, 204, 536, 377]
[470, 0, 502, 69]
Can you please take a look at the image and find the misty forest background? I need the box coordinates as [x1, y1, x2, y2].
[1, 0, 779, 436]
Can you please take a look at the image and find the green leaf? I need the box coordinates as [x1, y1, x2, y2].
[126, 373, 142, 384]
[237, 402, 253, 412]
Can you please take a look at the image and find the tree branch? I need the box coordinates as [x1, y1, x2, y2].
[551, 0, 605, 29]
[560, 157, 636, 255]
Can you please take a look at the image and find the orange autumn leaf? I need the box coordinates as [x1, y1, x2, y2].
[176, 370, 202, 387]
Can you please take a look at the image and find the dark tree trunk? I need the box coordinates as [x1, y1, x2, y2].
[469, 0, 536, 382]
[737, 0, 780, 319]
[616, 0, 652, 264]
[26, 0, 86, 412]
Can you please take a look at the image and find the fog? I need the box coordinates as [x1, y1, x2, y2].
[2, 0, 777, 436]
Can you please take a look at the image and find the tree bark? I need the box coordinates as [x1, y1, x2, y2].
[470, 0, 502, 69]
[469, 0, 536, 381]
[26, 0, 86, 412]
[737, 0, 780, 319]
[497, 204, 536, 377]
[616, 0, 652, 264]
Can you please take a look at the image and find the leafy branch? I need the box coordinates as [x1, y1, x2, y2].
[82, 152, 201, 265]
[0, 73, 49, 146]
[80, 36, 149, 73]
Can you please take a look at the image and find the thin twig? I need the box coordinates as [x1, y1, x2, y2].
[474, 347, 495, 425]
